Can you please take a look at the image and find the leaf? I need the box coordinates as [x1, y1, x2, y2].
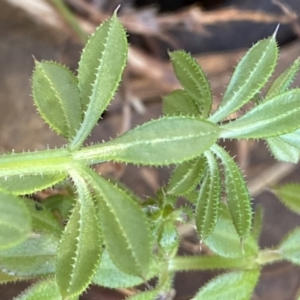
[70, 13, 128, 149]
[278, 227, 300, 265]
[0, 232, 58, 277]
[0, 173, 67, 195]
[32, 61, 82, 139]
[212, 145, 252, 240]
[205, 203, 258, 258]
[210, 35, 278, 123]
[266, 137, 300, 163]
[158, 219, 179, 257]
[13, 277, 61, 300]
[271, 184, 300, 215]
[56, 170, 102, 298]
[78, 167, 152, 278]
[192, 270, 260, 300]
[169, 50, 212, 116]
[14, 277, 79, 300]
[75, 116, 220, 166]
[252, 205, 263, 243]
[25, 200, 63, 236]
[280, 129, 300, 149]
[220, 89, 300, 139]
[265, 58, 300, 100]
[195, 151, 220, 241]
[43, 194, 75, 221]
[0, 192, 31, 249]
[163, 89, 201, 116]
[93, 249, 157, 288]
[167, 156, 206, 196]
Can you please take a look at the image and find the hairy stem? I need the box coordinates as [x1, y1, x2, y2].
[0, 148, 72, 176]
[169, 255, 258, 272]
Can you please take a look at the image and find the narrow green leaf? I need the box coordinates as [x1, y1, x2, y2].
[169, 254, 255, 272]
[169, 51, 212, 116]
[78, 167, 152, 278]
[271, 184, 300, 215]
[43, 194, 75, 221]
[265, 58, 300, 100]
[32, 61, 82, 139]
[56, 170, 102, 298]
[252, 205, 263, 243]
[0, 232, 58, 277]
[192, 270, 260, 300]
[205, 203, 258, 258]
[212, 145, 252, 240]
[162, 89, 201, 116]
[93, 249, 157, 288]
[0, 192, 31, 249]
[280, 129, 300, 149]
[195, 151, 220, 241]
[220, 89, 300, 139]
[210, 35, 278, 123]
[75, 116, 221, 166]
[0, 173, 67, 195]
[278, 227, 300, 265]
[158, 219, 179, 257]
[70, 13, 128, 149]
[25, 200, 63, 236]
[13, 277, 62, 300]
[266, 137, 300, 163]
[167, 156, 206, 196]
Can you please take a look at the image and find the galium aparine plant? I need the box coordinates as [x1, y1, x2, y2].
[0, 13, 300, 300]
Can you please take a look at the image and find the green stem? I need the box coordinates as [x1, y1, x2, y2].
[256, 249, 282, 265]
[0, 148, 72, 176]
[50, 0, 88, 43]
[169, 255, 258, 272]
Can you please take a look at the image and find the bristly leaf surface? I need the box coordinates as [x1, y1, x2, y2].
[163, 89, 201, 116]
[266, 137, 300, 163]
[195, 151, 220, 241]
[167, 156, 207, 196]
[56, 170, 102, 298]
[271, 184, 300, 215]
[220, 89, 300, 139]
[169, 50, 212, 117]
[205, 203, 258, 258]
[192, 270, 260, 300]
[13, 277, 66, 300]
[79, 167, 152, 278]
[210, 36, 278, 123]
[71, 13, 128, 149]
[212, 145, 252, 240]
[32, 61, 82, 139]
[0, 232, 58, 277]
[93, 249, 157, 288]
[279, 129, 300, 149]
[0, 173, 67, 195]
[265, 58, 300, 100]
[0, 192, 31, 249]
[278, 227, 300, 265]
[75, 116, 220, 166]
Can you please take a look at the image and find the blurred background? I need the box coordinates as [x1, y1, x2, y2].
[1, 0, 300, 299]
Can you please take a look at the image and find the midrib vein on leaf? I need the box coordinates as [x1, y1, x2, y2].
[222, 105, 300, 135]
[39, 65, 70, 136]
[76, 131, 219, 158]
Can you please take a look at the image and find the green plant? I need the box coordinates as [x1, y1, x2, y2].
[1, 13, 300, 300]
